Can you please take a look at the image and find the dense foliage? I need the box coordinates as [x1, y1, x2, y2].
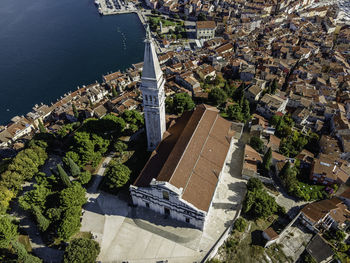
[63, 238, 100, 263]
[243, 178, 281, 219]
[104, 160, 131, 191]
[233, 217, 247, 232]
[165, 92, 195, 114]
[270, 115, 319, 157]
[0, 216, 42, 262]
[249, 136, 264, 153]
[0, 144, 48, 213]
[278, 161, 328, 201]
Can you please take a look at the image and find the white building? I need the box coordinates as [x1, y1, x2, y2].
[130, 104, 237, 229]
[140, 25, 166, 151]
[196, 21, 216, 40]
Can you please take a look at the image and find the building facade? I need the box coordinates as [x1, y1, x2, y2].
[196, 21, 216, 40]
[140, 26, 166, 151]
[130, 104, 237, 230]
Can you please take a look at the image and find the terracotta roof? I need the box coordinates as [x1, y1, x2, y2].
[133, 104, 235, 212]
[263, 227, 279, 240]
[196, 21, 216, 29]
[301, 197, 350, 225]
[243, 145, 262, 173]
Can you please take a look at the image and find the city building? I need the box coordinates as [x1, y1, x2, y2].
[196, 21, 216, 40]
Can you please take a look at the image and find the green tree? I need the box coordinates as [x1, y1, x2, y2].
[262, 147, 272, 173]
[79, 170, 91, 185]
[63, 238, 101, 263]
[208, 88, 227, 106]
[0, 216, 18, 249]
[234, 217, 247, 232]
[114, 141, 128, 155]
[197, 13, 207, 21]
[122, 110, 144, 127]
[247, 177, 263, 191]
[60, 183, 87, 209]
[104, 161, 131, 191]
[57, 206, 82, 240]
[33, 206, 50, 232]
[0, 185, 15, 213]
[18, 184, 51, 211]
[57, 164, 72, 187]
[38, 119, 46, 133]
[64, 151, 81, 168]
[67, 157, 81, 178]
[72, 104, 79, 119]
[166, 93, 195, 114]
[249, 136, 264, 153]
[11, 240, 42, 263]
[112, 86, 118, 97]
[226, 104, 244, 122]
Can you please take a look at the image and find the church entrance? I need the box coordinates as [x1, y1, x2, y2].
[164, 207, 170, 217]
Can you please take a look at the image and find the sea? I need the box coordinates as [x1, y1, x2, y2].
[0, 0, 145, 125]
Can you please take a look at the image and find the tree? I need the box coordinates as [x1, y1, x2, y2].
[249, 136, 264, 153]
[57, 164, 72, 187]
[18, 184, 51, 211]
[63, 238, 100, 263]
[33, 206, 50, 232]
[208, 88, 227, 106]
[234, 217, 247, 232]
[114, 141, 128, 155]
[197, 13, 207, 21]
[64, 151, 81, 168]
[72, 104, 79, 119]
[241, 98, 251, 120]
[247, 178, 263, 191]
[57, 206, 82, 241]
[166, 93, 195, 114]
[60, 183, 87, 209]
[11, 240, 42, 263]
[38, 119, 46, 133]
[112, 86, 118, 97]
[0, 185, 14, 213]
[226, 104, 244, 122]
[262, 147, 272, 173]
[243, 186, 279, 219]
[79, 170, 91, 185]
[0, 216, 18, 249]
[104, 161, 131, 191]
[67, 157, 81, 178]
[122, 110, 144, 127]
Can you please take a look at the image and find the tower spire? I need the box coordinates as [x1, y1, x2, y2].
[140, 24, 166, 151]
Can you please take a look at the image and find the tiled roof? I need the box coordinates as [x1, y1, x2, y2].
[133, 104, 235, 212]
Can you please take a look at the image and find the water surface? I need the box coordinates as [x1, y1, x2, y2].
[0, 0, 145, 124]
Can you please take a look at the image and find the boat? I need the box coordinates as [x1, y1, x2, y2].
[94, 0, 99, 5]
[98, 8, 103, 15]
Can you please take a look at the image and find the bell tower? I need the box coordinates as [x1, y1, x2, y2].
[140, 25, 166, 151]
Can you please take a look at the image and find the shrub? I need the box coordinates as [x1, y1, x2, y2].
[234, 217, 247, 232]
[63, 238, 100, 263]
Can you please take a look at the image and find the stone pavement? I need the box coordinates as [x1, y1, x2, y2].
[81, 138, 246, 263]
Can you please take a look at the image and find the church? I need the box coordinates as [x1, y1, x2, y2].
[129, 26, 237, 230]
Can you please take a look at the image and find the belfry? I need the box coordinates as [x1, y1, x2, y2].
[140, 25, 166, 151]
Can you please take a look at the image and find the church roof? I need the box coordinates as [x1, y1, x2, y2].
[133, 104, 235, 212]
[141, 30, 163, 83]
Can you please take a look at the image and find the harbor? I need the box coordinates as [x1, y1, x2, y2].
[95, 0, 137, 16]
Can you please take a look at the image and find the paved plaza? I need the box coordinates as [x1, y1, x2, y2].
[81, 138, 246, 263]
